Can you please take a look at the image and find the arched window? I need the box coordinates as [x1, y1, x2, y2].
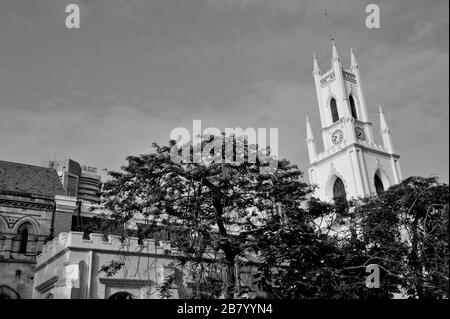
[330, 98, 339, 123]
[333, 177, 348, 213]
[349, 95, 358, 119]
[19, 228, 28, 254]
[0, 286, 21, 299]
[333, 177, 346, 201]
[374, 174, 384, 195]
[108, 291, 134, 299]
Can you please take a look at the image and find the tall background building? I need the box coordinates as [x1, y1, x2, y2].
[45, 159, 103, 204]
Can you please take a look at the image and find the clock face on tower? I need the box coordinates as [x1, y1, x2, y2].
[355, 127, 366, 141]
[331, 129, 344, 145]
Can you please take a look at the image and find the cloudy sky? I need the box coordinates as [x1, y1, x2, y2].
[0, 0, 448, 182]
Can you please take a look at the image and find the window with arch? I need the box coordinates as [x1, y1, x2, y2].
[0, 286, 21, 299]
[19, 228, 28, 254]
[374, 174, 385, 195]
[0, 219, 5, 252]
[18, 223, 33, 254]
[330, 98, 339, 123]
[108, 291, 134, 299]
[349, 95, 358, 119]
[333, 177, 346, 201]
[0, 293, 11, 299]
[332, 177, 348, 213]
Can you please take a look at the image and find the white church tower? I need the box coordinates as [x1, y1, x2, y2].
[306, 40, 402, 202]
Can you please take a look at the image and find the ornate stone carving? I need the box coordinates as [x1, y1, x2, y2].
[320, 72, 336, 87]
[0, 198, 54, 212]
[343, 71, 357, 83]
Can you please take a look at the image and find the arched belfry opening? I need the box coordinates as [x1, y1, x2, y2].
[374, 173, 385, 195]
[330, 98, 339, 123]
[349, 95, 357, 119]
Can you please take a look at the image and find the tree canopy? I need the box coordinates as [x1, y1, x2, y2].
[96, 139, 448, 299]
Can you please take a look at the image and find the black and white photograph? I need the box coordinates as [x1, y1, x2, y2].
[0, 0, 448, 309]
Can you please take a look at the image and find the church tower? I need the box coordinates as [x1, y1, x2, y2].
[306, 41, 402, 202]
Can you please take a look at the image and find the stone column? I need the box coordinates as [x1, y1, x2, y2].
[53, 195, 78, 237]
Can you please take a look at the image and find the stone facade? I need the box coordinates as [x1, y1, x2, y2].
[45, 159, 103, 204]
[0, 161, 70, 299]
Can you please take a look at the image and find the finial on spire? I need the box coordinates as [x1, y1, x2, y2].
[379, 105, 395, 153]
[306, 115, 315, 141]
[313, 54, 321, 75]
[331, 39, 340, 63]
[350, 48, 358, 69]
[306, 115, 317, 162]
[379, 105, 389, 132]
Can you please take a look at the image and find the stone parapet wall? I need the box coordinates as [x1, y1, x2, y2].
[37, 231, 179, 265]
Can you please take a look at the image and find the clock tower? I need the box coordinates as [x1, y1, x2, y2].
[306, 40, 402, 202]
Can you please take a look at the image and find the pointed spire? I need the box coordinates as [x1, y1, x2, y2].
[331, 38, 340, 64]
[306, 116, 315, 141]
[379, 105, 394, 153]
[379, 105, 389, 132]
[350, 48, 358, 70]
[306, 115, 317, 163]
[313, 53, 321, 75]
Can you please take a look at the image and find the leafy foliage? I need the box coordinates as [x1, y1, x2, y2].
[99, 137, 312, 298]
[255, 176, 448, 299]
[97, 136, 449, 299]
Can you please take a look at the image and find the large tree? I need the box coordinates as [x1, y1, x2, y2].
[99, 136, 314, 298]
[353, 176, 449, 299]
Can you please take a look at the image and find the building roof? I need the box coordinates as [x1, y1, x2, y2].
[0, 160, 65, 198]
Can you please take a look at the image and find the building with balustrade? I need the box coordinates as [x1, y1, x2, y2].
[32, 231, 183, 299]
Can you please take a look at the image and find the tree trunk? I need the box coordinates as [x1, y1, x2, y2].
[213, 195, 237, 299]
[410, 216, 424, 298]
